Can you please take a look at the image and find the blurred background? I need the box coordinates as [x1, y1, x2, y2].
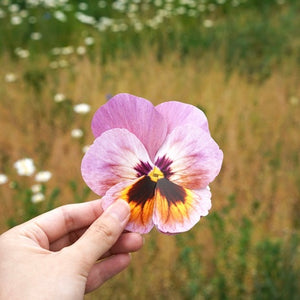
[0, 0, 299, 299]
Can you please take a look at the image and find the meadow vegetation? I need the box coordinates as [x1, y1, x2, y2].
[0, 0, 299, 299]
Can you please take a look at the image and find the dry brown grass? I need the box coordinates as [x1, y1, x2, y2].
[0, 52, 299, 299]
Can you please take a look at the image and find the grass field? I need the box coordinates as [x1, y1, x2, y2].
[0, 0, 300, 299]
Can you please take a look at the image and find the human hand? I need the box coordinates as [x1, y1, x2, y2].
[0, 199, 143, 300]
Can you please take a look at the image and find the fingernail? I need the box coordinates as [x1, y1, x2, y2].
[107, 200, 130, 222]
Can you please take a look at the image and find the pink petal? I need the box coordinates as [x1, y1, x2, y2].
[155, 124, 223, 190]
[153, 186, 212, 234]
[102, 179, 155, 234]
[81, 128, 152, 196]
[91, 93, 168, 160]
[155, 101, 209, 134]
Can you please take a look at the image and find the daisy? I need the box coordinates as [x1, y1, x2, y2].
[74, 103, 91, 114]
[31, 192, 45, 204]
[14, 158, 35, 176]
[35, 171, 52, 182]
[0, 174, 8, 185]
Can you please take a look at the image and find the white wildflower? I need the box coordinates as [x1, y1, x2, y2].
[84, 37, 95, 46]
[0, 174, 8, 185]
[14, 158, 35, 176]
[35, 171, 52, 182]
[73, 103, 91, 114]
[134, 22, 143, 31]
[11, 15, 22, 25]
[51, 47, 61, 55]
[15, 47, 30, 58]
[203, 19, 214, 28]
[19, 10, 28, 18]
[71, 128, 84, 138]
[54, 11, 67, 22]
[112, 1, 125, 11]
[30, 32, 42, 40]
[54, 93, 66, 103]
[76, 46, 86, 55]
[5, 73, 17, 83]
[9, 4, 20, 13]
[99, 17, 113, 27]
[31, 192, 45, 204]
[76, 12, 96, 25]
[31, 184, 42, 193]
[78, 2, 88, 10]
[61, 46, 74, 55]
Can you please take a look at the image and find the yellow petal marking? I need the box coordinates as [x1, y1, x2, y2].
[155, 186, 195, 225]
[148, 166, 164, 182]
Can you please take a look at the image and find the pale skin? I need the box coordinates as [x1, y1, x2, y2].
[0, 199, 143, 299]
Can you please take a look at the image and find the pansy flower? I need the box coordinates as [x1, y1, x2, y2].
[81, 93, 223, 234]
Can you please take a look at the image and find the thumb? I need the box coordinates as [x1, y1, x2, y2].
[68, 200, 130, 268]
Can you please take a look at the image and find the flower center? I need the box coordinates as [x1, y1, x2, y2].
[148, 166, 164, 182]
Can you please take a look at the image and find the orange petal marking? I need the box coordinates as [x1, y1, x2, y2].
[120, 176, 155, 226]
[155, 179, 195, 225]
[119, 169, 197, 230]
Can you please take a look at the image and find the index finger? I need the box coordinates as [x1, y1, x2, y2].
[28, 199, 103, 243]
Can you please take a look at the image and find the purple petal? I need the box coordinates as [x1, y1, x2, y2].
[81, 128, 152, 196]
[154, 124, 223, 190]
[91, 93, 168, 160]
[155, 101, 209, 134]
